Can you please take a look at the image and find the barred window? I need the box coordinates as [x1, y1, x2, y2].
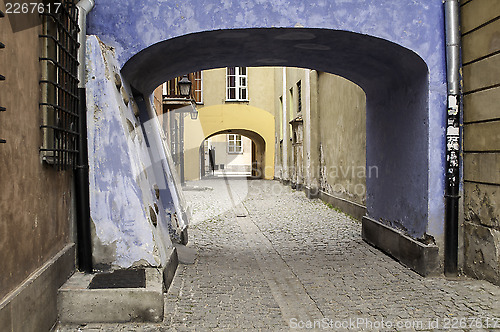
[39, 0, 80, 170]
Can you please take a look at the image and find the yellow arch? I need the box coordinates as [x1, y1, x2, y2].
[183, 104, 275, 180]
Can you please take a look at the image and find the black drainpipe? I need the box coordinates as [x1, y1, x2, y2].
[75, 88, 93, 273]
[444, 0, 461, 276]
[74, 0, 95, 273]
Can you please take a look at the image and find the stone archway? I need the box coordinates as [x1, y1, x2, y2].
[86, 1, 447, 273]
[201, 129, 267, 179]
[122, 28, 432, 239]
[182, 104, 275, 180]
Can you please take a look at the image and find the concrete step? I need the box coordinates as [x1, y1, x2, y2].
[57, 267, 164, 324]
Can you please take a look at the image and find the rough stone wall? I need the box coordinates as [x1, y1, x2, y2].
[0, 6, 73, 300]
[461, 0, 500, 285]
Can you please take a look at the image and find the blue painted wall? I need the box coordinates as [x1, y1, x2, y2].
[87, 0, 447, 243]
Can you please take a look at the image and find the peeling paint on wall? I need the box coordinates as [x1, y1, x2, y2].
[86, 36, 181, 270]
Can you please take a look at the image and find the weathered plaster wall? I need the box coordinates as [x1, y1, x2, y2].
[317, 73, 366, 206]
[274, 69, 366, 206]
[85, 36, 176, 269]
[284, 68, 304, 186]
[0, 6, 73, 300]
[273, 68, 285, 180]
[461, 0, 500, 285]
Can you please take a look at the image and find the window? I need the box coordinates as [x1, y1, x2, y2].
[193, 71, 203, 104]
[227, 134, 243, 153]
[226, 67, 247, 101]
[297, 81, 302, 114]
[39, 0, 80, 170]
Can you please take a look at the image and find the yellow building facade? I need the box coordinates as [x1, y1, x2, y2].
[161, 67, 277, 181]
[274, 67, 367, 218]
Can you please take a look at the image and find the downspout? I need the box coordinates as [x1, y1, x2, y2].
[282, 68, 288, 182]
[74, 0, 95, 273]
[444, 0, 461, 276]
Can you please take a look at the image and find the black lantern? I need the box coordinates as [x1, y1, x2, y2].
[178, 75, 192, 97]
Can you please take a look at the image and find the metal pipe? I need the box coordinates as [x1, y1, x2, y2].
[76, 0, 95, 88]
[444, 0, 461, 277]
[74, 0, 95, 273]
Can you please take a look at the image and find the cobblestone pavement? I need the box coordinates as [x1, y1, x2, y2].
[56, 178, 500, 331]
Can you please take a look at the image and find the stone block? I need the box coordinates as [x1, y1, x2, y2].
[463, 53, 500, 93]
[464, 121, 500, 152]
[464, 222, 500, 286]
[362, 217, 440, 277]
[462, 18, 500, 63]
[464, 153, 500, 185]
[464, 182, 500, 228]
[163, 248, 178, 292]
[463, 86, 500, 123]
[58, 268, 164, 324]
[461, 0, 500, 34]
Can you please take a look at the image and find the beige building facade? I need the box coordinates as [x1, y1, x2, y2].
[461, 0, 500, 285]
[0, 1, 78, 330]
[274, 68, 367, 219]
[161, 67, 277, 182]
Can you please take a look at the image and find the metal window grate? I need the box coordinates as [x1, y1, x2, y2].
[39, 0, 80, 170]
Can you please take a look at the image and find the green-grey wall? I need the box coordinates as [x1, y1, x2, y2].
[317, 72, 366, 206]
[274, 68, 366, 206]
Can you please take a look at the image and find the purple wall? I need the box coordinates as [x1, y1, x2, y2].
[87, 0, 447, 242]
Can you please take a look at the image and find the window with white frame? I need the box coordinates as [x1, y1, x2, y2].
[226, 67, 247, 101]
[297, 80, 302, 114]
[227, 134, 243, 153]
[193, 71, 203, 104]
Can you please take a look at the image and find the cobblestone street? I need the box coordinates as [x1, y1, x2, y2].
[57, 178, 500, 331]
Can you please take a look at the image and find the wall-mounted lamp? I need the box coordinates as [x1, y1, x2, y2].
[178, 75, 192, 97]
[178, 74, 198, 120]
